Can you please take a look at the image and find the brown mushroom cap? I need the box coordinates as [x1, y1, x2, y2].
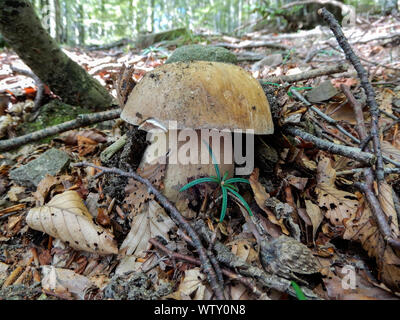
[121, 61, 274, 134]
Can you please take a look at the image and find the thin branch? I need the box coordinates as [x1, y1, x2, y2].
[72, 162, 225, 300]
[0, 108, 121, 152]
[261, 63, 347, 84]
[284, 126, 376, 165]
[319, 8, 385, 183]
[11, 65, 44, 113]
[149, 238, 269, 299]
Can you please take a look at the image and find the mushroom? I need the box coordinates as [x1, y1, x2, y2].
[121, 61, 274, 202]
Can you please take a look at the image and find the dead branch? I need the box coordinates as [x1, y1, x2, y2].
[284, 126, 376, 165]
[214, 41, 289, 51]
[192, 220, 321, 300]
[319, 8, 385, 183]
[341, 84, 400, 251]
[72, 162, 225, 300]
[11, 65, 44, 113]
[149, 238, 269, 299]
[0, 108, 121, 152]
[261, 63, 347, 84]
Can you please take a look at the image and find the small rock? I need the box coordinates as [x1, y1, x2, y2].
[306, 81, 338, 103]
[165, 44, 237, 64]
[9, 148, 70, 187]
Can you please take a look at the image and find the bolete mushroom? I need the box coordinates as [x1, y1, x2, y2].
[121, 61, 274, 202]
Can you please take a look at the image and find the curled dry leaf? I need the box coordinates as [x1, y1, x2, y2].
[26, 190, 118, 255]
[119, 200, 175, 258]
[382, 141, 400, 163]
[315, 156, 359, 226]
[305, 200, 324, 240]
[249, 168, 289, 235]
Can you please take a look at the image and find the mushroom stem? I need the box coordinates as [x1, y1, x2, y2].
[139, 129, 235, 201]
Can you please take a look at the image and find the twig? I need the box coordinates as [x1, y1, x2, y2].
[261, 63, 347, 84]
[284, 126, 376, 165]
[0, 108, 121, 152]
[290, 88, 360, 144]
[72, 162, 225, 300]
[11, 66, 44, 113]
[149, 238, 268, 299]
[342, 84, 400, 250]
[319, 8, 385, 183]
[192, 220, 320, 300]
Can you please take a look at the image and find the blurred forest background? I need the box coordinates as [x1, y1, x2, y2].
[22, 0, 400, 47]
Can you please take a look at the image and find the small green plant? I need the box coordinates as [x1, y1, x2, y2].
[141, 46, 167, 57]
[179, 142, 252, 222]
[291, 281, 307, 300]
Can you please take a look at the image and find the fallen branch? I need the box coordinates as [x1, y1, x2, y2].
[342, 84, 400, 251]
[72, 162, 225, 300]
[192, 220, 320, 300]
[261, 63, 347, 84]
[0, 108, 121, 152]
[11, 65, 44, 113]
[149, 238, 269, 299]
[214, 41, 289, 51]
[319, 8, 385, 183]
[284, 126, 376, 165]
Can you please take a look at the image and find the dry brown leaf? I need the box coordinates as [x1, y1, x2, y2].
[176, 268, 207, 300]
[377, 182, 399, 238]
[229, 240, 258, 264]
[124, 158, 166, 218]
[382, 141, 400, 163]
[58, 129, 107, 145]
[315, 156, 359, 225]
[26, 191, 118, 255]
[119, 200, 175, 258]
[41, 266, 94, 300]
[249, 169, 289, 234]
[32, 174, 60, 205]
[305, 200, 324, 239]
[286, 175, 308, 191]
[344, 200, 400, 292]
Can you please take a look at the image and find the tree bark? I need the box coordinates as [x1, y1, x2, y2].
[0, 0, 113, 111]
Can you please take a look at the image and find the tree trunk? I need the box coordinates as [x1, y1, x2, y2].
[0, 0, 113, 111]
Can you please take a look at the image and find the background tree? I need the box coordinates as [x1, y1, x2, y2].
[0, 0, 113, 110]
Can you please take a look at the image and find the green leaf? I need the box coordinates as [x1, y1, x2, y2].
[222, 171, 229, 182]
[225, 177, 250, 184]
[202, 139, 221, 180]
[223, 183, 239, 192]
[179, 177, 219, 192]
[220, 187, 228, 222]
[226, 188, 253, 217]
[291, 281, 307, 300]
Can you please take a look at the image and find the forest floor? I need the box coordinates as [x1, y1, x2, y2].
[1, 15, 400, 300]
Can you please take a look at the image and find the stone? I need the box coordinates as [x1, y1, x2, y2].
[306, 81, 338, 103]
[9, 148, 70, 187]
[165, 44, 237, 64]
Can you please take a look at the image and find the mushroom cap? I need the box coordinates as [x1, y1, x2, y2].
[121, 61, 274, 134]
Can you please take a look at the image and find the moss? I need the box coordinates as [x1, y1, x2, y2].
[17, 100, 91, 143]
[165, 44, 237, 64]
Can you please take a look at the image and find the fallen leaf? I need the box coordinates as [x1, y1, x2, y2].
[176, 268, 207, 300]
[249, 169, 289, 234]
[119, 200, 175, 258]
[26, 190, 118, 255]
[41, 266, 94, 300]
[315, 156, 359, 225]
[305, 200, 324, 240]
